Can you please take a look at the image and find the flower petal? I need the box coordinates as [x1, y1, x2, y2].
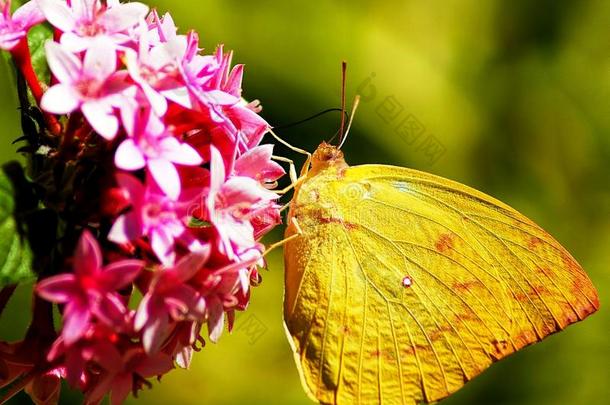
[173, 251, 209, 283]
[109, 375, 133, 405]
[82, 100, 119, 140]
[101, 259, 144, 290]
[40, 84, 80, 114]
[93, 293, 127, 329]
[36, 0, 77, 32]
[108, 212, 142, 244]
[234, 144, 284, 181]
[159, 137, 203, 166]
[13, 1, 46, 28]
[134, 293, 152, 332]
[73, 230, 102, 276]
[62, 303, 90, 345]
[142, 313, 169, 355]
[114, 139, 146, 171]
[148, 158, 181, 200]
[150, 227, 176, 266]
[82, 39, 117, 80]
[100, 2, 149, 33]
[206, 296, 224, 343]
[36, 274, 78, 303]
[208, 145, 225, 192]
[135, 352, 174, 377]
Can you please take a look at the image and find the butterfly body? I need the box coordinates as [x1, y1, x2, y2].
[283, 143, 599, 405]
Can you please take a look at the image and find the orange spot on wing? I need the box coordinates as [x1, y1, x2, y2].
[318, 216, 358, 230]
[428, 325, 453, 341]
[435, 233, 454, 252]
[451, 280, 482, 292]
[527, 236, 543, 249]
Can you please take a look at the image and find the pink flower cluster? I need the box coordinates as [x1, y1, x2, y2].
[1, 1, 284, 403]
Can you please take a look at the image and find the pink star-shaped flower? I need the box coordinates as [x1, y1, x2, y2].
[206, 145, 279, 259]
[85, 347, 173, 405]
[134, 251, 208, 354]
[40, 39, 132, 139]
[36, 0, 148, 52]
[114, 109, 203, 200]
[108, 173, 201, 265]
[36, 230, 143, 345]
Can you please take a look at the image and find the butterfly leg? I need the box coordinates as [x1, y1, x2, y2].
[271, 155, 310, 196]
[272, 155, 298, 185]
[263, 217, 303, 256]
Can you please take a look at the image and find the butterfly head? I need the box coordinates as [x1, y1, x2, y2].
[310, 142, 348, 175]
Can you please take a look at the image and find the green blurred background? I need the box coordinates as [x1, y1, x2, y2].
[2, 0, 609, 404]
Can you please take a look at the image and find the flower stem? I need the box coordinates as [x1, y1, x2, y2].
[10, 38, 62, 135]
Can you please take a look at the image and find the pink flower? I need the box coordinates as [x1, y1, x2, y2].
[114, 109, 203, 199]
[197, 46, 269, 154]
[161, 320, 202, 369]
[85, 347, 173, 405]
[123, 22, 187, 115]
[46, 326, 122, 388]
[36, 231, 143, 345]
[0, 0, 45, 51]
[233, 144, 285, 183]
[40, 39, 132, 139]
[36, 0, 148, 52]
[108, 173, 196, 265]
[206, 145, 279, 259]
[181, 39, 240, 113]
[134, 251, 208, 354]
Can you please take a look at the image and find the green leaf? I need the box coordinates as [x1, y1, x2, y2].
[0, 168, 34, 287]
[189, 217, 212, 228]
[27, 23, 53, 87]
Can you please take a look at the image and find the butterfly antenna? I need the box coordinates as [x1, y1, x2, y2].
[337, 61, 348, 146]
[275, 108, 348, 131]
[338, 95, 360, 150]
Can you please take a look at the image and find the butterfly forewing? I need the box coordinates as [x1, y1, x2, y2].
[284, 163, 598, 405]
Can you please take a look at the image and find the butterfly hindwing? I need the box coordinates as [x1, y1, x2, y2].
[284, 163, 599, 405]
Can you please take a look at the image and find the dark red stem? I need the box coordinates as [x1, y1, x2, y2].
[10, 38, 62, 135]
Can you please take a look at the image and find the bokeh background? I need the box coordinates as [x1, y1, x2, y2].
[1, 0, 609, 404]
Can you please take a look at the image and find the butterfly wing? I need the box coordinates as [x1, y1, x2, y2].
[283, 163, 599, 405]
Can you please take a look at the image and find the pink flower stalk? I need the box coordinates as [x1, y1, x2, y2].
[0, 0, 45, 51]
[36, 0, 148, 52]
[114, 109, 203, 200]
[134, 251, 208, 354]
[108, 173, 197, 265]
[36, 231, 143, 345]
[40, 39, 132, 139]
[206, 145, 280, 259]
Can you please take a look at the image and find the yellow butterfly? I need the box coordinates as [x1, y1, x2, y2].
[282, 140, 599, 405]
